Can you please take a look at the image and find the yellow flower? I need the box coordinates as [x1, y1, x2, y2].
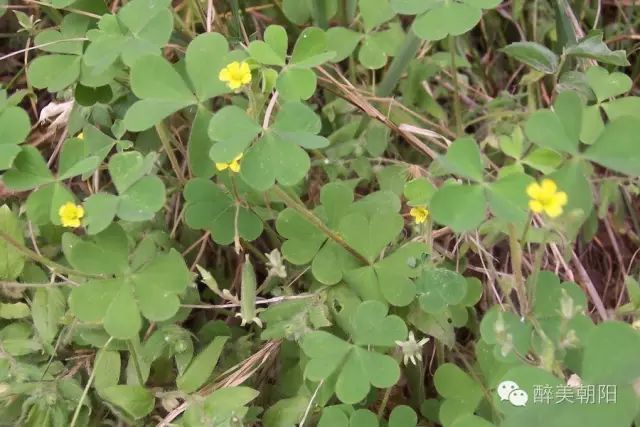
[410, 206, 429, 224]
[526, 179, 568, 218]
[58, 202, 84, 228]
[219, 61, 252, 91]
[76, 132, 84, 140]
[216, 153, 243, 173]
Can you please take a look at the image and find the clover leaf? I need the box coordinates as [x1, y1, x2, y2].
[393, 0, 501, 41]
[247, 26, 335, 101]
[83, 0, 173, 70]
[525, 91, 583, 155]
[326, 12, 404, 70]
[27, 14, 89, 91]
[239, 102, 328, 191]
[183, 178, 263, 245]
[415, 268, 467, 313]
[123, 32, 243, 131]
[0, 101, 31, 170]
[67, 224, 191, 339]
[276, 184, 404, 285]
[79, 151, 165, 234]
[301, 301, 406, 404]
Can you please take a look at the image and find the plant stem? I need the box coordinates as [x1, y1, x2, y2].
[377, 387, 392, 419]
[0, 230, 103, 279]
[449, 34, 463, 136]
[128, 341, 146, 385]
[155, 122, 186, 185]
[271, 186, 371, 266]
[70, 337, 114, 427]
[508, 224, 527, 315]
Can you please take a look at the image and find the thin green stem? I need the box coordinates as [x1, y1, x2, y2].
[155, 122, 186, 186]
[508, 224, 528, 315]
[0, 230, 103, 279]
[70, 337, 114, 427]
[449, 35, 463, 136]
[128, 341, 145, 385]
[271, 186, 371, 266]
[377, 386, 393, 419]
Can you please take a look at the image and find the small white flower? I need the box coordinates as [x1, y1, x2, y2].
[265, 249, 287, 279]
[395, 331, 430, 366]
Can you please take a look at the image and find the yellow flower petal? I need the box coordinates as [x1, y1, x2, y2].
[526, 182, 542, 199]
[216, 162, 229, 171]
[410, 206, 429, 224]
[528, 200, 544, 213]
[544, 203, 563, 218]
[219, 68, 231, 82]
[58, 202, 84, 228]
[553, 191, 567, 206]
[229, 161, 241, 173]
[540, 179, 557, 197]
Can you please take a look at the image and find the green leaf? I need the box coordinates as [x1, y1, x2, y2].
[31, 288, 65, 344]
[2, 146, 54, 191]
[404, 178, 435, 206]
[83, 193, 119, 235]
[130, 249, 191, 321]
[358, 36, 388, 69]
[438, 136, 484, 182]
[524, 91, 582, 154]
[188, 108, 216, 178]
[290, 27, 334, 67]
[63, 224, 129, 275]
[431, 183, 486, 232]
[28, 55, 81, 91]
[391, 0, 430, 14]
[276, 207, 326, 264]
[501, 42, 559, 74]
[208, 106, 262, 163]
[263, 396, 308, 427]
[100, 385, 154, 419]
[586, 66, 632, 102]
[434, 363, 483, 425]
[58, 138, 100, 180]
[240, 134, 310, 191]
[359, 0, 395, 31]
[184, 178, 263, 245]
[177, 336, 229, 393]
[389, 405, 417, 427]
[0, 206, 25, 280]
[339, 211, 403, 262]
[416, 268, 467, 313]
[0, 106, 30, 147]
[412, 3, 481, 41]
[277, 67, 317, 101]
[0, 302, 30, 319]
[124, 55, 196, 131]
[117, 175, 166, 222]
[336, 347, 400, 404]
[487, 173, 534, 225]
[94, 349, 121, 390]
[585, 116, 640, 176]
[352, 300, 407, 346]
[327, 27, 361, 62]
[108, 151, 155, 194]
[565, 31, 630, 66]
[185, 32, 230, 100]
